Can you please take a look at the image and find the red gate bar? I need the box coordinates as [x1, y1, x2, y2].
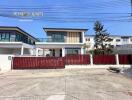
[65, 55, 90, 65]
[93, 55, 116, 65]
[119, 55, 132, 64]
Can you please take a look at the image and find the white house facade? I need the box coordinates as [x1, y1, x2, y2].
[35, 28, 88, 57]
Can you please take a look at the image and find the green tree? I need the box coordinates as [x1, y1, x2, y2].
[93, 21, 113, 55]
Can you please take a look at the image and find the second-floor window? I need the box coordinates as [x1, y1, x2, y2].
[52, 33, 65, 42]
[0, 33, 10, 41]
[116, 39, 121, 42]
[10, 34, 16, 41]
[86, 38, 90, 41]
[122, 38, 128, 42]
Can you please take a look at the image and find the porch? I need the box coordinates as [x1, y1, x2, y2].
[35, 43, 85, 57]
[0, 42, 35, 55]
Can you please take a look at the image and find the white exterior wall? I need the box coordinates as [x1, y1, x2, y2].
[0, 55, 14, 72]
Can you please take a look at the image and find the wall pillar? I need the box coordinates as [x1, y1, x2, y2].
[30, 49, 34, 55]
[21, 46, 24, 55]
[116, 54, 119, 65]
[82, 32, 85, 43]
[81, 47, 84, 55]
[36, 48, 39, 57]
[62, 48, 65, 57]
[90, 54, 93, 66]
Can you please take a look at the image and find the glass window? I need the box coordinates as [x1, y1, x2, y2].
[6, 33, 9, 38]
[116, 39, 121, 42]
[10, 34, 16, 41]
[0, 33, 10, 41]
[66, 48, 81, 55]
[52, 33, 64, 42]
[16, 34, 20, 41]
[0, 34, 1, 40]
[5, 33, 10, 41]
[1, 33, 6, 38]
[86, 38, 90, 41]
[122, 38, 128, 42]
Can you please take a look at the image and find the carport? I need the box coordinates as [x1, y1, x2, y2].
[0, 42, 35, 55]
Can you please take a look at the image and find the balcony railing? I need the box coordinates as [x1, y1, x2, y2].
[37, 38, 65, 42]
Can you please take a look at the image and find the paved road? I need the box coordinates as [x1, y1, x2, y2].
[0, 69, 132, 100]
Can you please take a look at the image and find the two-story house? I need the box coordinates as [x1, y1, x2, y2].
[36, 28, 88, 57]
[85, 35, 132, 54]
[0, 26, 38, 55]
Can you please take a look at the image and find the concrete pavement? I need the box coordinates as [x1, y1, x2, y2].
[0, 69, 132, 100]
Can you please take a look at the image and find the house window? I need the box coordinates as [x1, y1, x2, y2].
[0, 33, 10, 41]
[1, 33, 6, 41]
[116, 39, 121, 42]
[52, 33, 64, 42]
[122, 37, 129, 42]
[16, 34, 20, 42]
[65, 48, 81, 55]
[86, 38, 90, 41]
[1, 33, 6, 39]
[122, 38, 128, 42]
[10, 34, 16, 41]
[0, 34, 1, 40]
[130, 39, 132, 42]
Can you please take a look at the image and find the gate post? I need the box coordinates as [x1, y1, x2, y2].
[116, 54, 119, 66]
[62, 48, 65, 57]
[21, 46, 24, 55]
[36, 48, 39, 57]
[90, 54, 93, 66]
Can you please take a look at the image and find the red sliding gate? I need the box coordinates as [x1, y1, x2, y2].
[65, 55, 90, 65]
[93, 55, 116, 65]
[12, 57, 65, 69]
[12, 55, 90, 69]
[119, 55, 132, 64]
[13, 54, 132, 69]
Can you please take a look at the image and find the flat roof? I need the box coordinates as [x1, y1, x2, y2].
[0, 26, 38, 41]
[44, 28, 88, 32]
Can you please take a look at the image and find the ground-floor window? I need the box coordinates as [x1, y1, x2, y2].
[48, 49, 62, 57]
[65, 48, 81, 55]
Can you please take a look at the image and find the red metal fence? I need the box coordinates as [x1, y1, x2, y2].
[93, 55, 116, 65]
[12, 54, 132, 69]
[13, 57, 65, 69]
[65, 55, 90, 65]
[119, 55, 132, 64]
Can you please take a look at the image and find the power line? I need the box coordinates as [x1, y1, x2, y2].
[0, 0, 131, 23]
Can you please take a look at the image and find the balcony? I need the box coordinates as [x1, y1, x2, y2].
[37, 38, 65, 42]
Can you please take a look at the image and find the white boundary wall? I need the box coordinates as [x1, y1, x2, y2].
[0, 54, 131, 71]
[0, 55, 14, 72]
[65, 54, 132, 69]
[65, 65, 131, 69]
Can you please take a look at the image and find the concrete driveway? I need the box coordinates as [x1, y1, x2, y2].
[0, 69, 132, 100]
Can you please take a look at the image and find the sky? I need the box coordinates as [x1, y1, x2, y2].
[0, 0, 132, 38]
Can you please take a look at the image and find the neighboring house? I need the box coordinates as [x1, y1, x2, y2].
[85, 35, 132, 54]
[0, 26, 38, 55]
[36, 28, 88, 57]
